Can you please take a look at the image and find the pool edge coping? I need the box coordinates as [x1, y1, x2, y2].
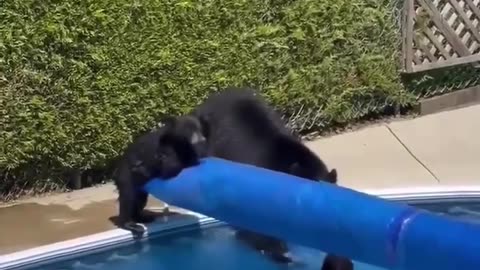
[2, 185, 480, 270]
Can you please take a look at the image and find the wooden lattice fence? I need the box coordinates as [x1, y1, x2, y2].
[402, 0, 480, 73]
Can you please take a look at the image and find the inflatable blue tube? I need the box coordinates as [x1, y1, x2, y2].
[144, 158, 480, 270]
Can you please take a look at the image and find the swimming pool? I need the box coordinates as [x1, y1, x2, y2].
[2, 186, 480, 270]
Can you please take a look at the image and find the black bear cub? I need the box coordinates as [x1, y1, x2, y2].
[113, 115, 207, 235]
[193, 87, 337, 184]
[192, 87, 342, 266]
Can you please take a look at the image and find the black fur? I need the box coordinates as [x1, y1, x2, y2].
[193, 87, 337, 183]
[321, 254, 354, 270]
[192, 87, 341, 264]
[113, 115, 207, 235]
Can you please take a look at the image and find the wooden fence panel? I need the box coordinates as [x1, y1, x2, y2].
[402, 0, 480, 73]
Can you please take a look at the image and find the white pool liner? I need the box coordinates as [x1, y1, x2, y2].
[1, 185, 480, 270]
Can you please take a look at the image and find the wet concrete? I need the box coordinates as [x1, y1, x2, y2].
[0, 197, 165, 255]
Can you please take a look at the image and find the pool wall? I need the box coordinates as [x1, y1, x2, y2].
[1, 185, 480, 270]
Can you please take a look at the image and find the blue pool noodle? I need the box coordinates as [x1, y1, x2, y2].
[144, 158, 480, 270]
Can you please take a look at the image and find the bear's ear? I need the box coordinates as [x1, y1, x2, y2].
[325, 168, 338, 184]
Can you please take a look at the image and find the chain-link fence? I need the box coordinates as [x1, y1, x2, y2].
[404, 65, 480, 99]
[0, 166, 67, 202]
[283, 0, 480, 134]
[280, 0, 406, 133]
[2, 0, 479, 201]
[0, 163, 113, 202]
[395, 0, 480, 99]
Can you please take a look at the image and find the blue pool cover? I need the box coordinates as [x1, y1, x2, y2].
[144, 157, 480, 270]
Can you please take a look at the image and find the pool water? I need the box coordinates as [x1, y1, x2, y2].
[32, 201, 480, 270]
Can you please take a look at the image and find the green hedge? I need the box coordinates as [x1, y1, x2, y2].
[0, 0, 413, 199]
